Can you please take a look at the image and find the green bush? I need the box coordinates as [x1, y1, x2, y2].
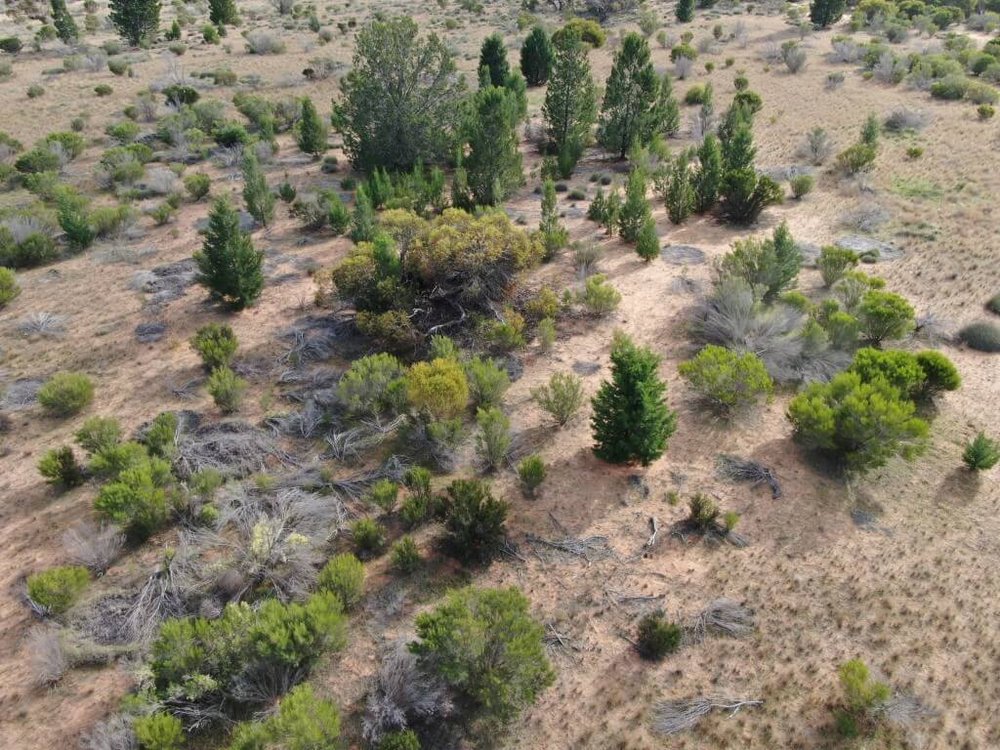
[378, 730, 421, 750]
[26, 565, 89, 614]
[849, 347, 924, 395]
[718, 222, 800, 303]
[552, 18, 605, 47]
[857, 290, 915, 345]
[835, 143, 877, 174]
[475, 406, 512, 472]
[818, 246, 859, 287]
[684, 84, 710, 105]
[317, 553, 365, 609]
[958, 321, 1000, 352]
[367, 478, 399, 513]
[636, 611, 682, 660]
[352, 518, 385, 557]
[133, 713, 184, 750]
[144, 412, 179, 459]
[0, 36, 23, 53]
[581, 273, 621, 316]
[517, 454, 546, 497]
[89, 441, 148, 478]
[390, 536, 421, 574]
[228, 684, 340, 750]
[337, 352, 406, 417]
[465, 356, 510, 409]
[93, 455, 172, 541]
[74, 416, 122, 456]
[963, 431, 999, 471]
[38, 446, 84, 488]
[835, 659, 890, 737]
[929, 74, 968, 100]
[207, 366, 247, 413]
[38, 372, 94, 417]
[678, 345, 773, 412]
[0, 267, 20, 307]
[441, 478, 508, 563]
[790, 173, 814, 198]
[191, 323, 238, 370]
[913, 350, 960, 398]
[27, 84, 45, 99]
[184, 172, 211, 201]
[406, 358, 469, 419]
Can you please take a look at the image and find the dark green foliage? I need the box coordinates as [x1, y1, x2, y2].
[635, 216, 659, 261]
[592, 333, 677, 466]
[318, 553, 365, 609]
[27, 565, 89, 614]
[810, 0, 845, 27]
[479, 33, 510, 88]
[335, 17, 466, 171]
[958, 321, 1000, 352]
[143, 412, 178, 461]
[38, 372, 94, 416]
[378, 730, 421, 750]
[410, 586, 555, 730]
[350, 185, 377, 243]
[109, 0, 161, 45]
[295, 96, 328, 156]
[539, 179, 568, 259]
[162, 84, 199, 107]
[664, 155, 694, 225]
[0, 37, 23, 54]
[50, 0, 78, 44]
[787, 371, 928, 472]
[598, 33, 663, 158]
[0, 227, 59, 269]
[963, 432, 999, 471]
[441, 479, 508, 563]
[543, 28, 597, 177]
[390, 536, 421, 574]
[229, 684, 340, 750]
[676, 0, 694, 22]
[718, 221, 800, 303]
[38, 446, 84, 488]
[464, 86, 524, 206]
[0, 267, 20, 308]
[57, 197, 96, 252]
[693, 133, 723, 213]
[719, 120, 781, 224]
[636, 611, 682, 660]
[520, 26, 554, 86]
[618, 168, 651, 242]
[352, 518, 385, 557]
[242, 151, 275, 227]
[194, 198, 264, 309]
[93, 453, 172, 541]
[208, 0, 238, 27]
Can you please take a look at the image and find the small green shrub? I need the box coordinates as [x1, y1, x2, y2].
[94, 84, 113, 97]
[929, 74, 968, 100]
[959, 321, 1000, 352]
[790, 173, 814, 198]
[27, 84, 45, 99]
[636, 611, 682, 660]
[38, 372, 94, 417]
[133, 713, 184, 750]
[390, 536, 421, 574]
[818, 246, 859, 287]
[191, 323, 238, 370]
[378, 730, 421, 750]
[441, 478, 508, 563]
[75, 416, 122, 455]
[963, 431, 999, 471]
[581, 273, 621, 316]
[0, 267, 20, 307]
[317, 553, 365, 608]
[531, 371, 583, 426]
[26, 565, 89, 614]
[351, 518, 385, 557]
[367, 478, 399, 513]
[38, 446, 84, 488]
[836, 143, 877, 174]
[207, 366, 246, 413]
[687, 493, 720, 531]
[337, 352, 406, 417]
[906, 145, 924, 159]
[978, 103, 996, 119]
[184, 172, 211, 200]
[678, 345, 773, 413]
[143, 412, 179, 459]
[465, 356, 510, 408]
[517, 454, 546, 497]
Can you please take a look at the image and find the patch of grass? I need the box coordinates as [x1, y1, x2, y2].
[891, 177, 944, 200]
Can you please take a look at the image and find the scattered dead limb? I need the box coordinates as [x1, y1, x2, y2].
[717, 454, 782, 499]
[525, 533, 616, 564]
[685, 599, 756, 643]
[174, 421, 294, 480]
[883, 694, 937, 728]
[652, 697, 763, 736]
[645, 516, 660, 549]
[543, 623, 582, 652]
[325, 416, 404, 463]
[604, 588, 665, 608]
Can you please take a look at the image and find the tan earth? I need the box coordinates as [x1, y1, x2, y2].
[1, 1, 998, 749]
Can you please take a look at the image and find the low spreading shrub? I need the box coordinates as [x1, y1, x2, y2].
[37, 372, 94, 416]
[317, 553, 365, 609]
[27, 565, 89, 615]
[963, 432, 999, 471]
[636, 611, 682, 660]
[958, 321, 1000, 352]
[678, 345, 773, 412]
[38, 446, 84, 488]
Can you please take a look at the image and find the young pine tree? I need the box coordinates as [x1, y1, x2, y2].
[618, 168, 651, 242]
[693, 133, 723, 213]
[295, 96, 328, 156]
[208, 0, 238, 27]
[539, 179, 568, 259]
[520, 26, 555, 86]
[109, 0, 161, 46]
[592, 333, 677, 465]
[720, 122, 782, 225]
[676, 0, 694, 22]
[194, 198, 264, 310]
[635, 217, 659, 262]
[464, 86, 524, 206]
[242, 151, 275, 227]
[809, 0, 846, 28]
[50, 0, 78, 44]
[350, 185, 377, 243]
[598, 32, 661, 159]
[543, 28, 597, 178]
[479, 33, 510, 88]
[653, 74, 681, 137]
[665, 154, 695, 225]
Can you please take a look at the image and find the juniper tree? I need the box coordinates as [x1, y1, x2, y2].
[676, 0, 695, 22]
[693, 133, 723, 213]
[295, 96, 328, 156]
[665, 154, 694, 225]
[653, 73, 681, 138]
[208, 0, 238, 27]
[520, 26, 555, 86]
[719, 121, 782, 225]
[618, 168, 651, 242]
[592, 332, 677, 465]
[109, 0, 160, 46]
[194, 198, 264, 309]
[242, 151, 275, 227]
[539, 179, 568, 258]
[809, 0, 845, 28]
[350, 185, 377, 243]
[635, 217, 659, 261]
[543, 28, 597, 178]
[479, 33, 510, 88]
[464, 86, 524, 206]
[598, 33, 662, 159]
[50, 0, 78, 44]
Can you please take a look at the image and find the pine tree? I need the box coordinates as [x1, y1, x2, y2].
[719, 122, 782, 225]
[543, 28, 597, 178]
[520, 26, 555, 86]
[665, 155, 694, 225]
[598, 32, 662, 159]
[635, 217, 659, 262]
[295, 96, 328, 156]
[479, 33, 510, 88]
[603, 191, 622, 236]
[57, 197, 94, 251]
[618, 168, 650, 242]
[350, 185, 377, 243]
[539, 179, 568, 259]
[109, 0, 161, 46]
[208, 0, 238, 27]
[50, 0, 78, 44]
[592, 333, 677, 465]
[809, 0, 845, 28]
[242, 151, 275, 227]
[653, 74, 680, 137]
[194, 198, 264, 310]
[693, 133, 723, 213]
[465, 86, 523, 206]
[676, 0, 695, 23]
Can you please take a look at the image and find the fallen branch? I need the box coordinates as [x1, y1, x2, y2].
[645, 516, 660, 549]
[717, 454, 782, 499]
[685, 599, 756, 643]
[652, 697, 763, 736]
[525, 533, 616, 564]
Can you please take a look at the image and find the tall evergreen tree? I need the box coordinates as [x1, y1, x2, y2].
[295, 96, 328, 156]
[539, 179, 568, 259]
[665, 155, 694, 225]
[598, 32, 661, 159]
[109, 0, 160, 46]
[719, 122, 782, 225]
[208, 0, 238, 27]
[618, 168, 650, 243]
[194, 198, 264, 310]
[50, 0, 78, 44]
[464, 86, 524, 206]
[653, 74, 681, 138]
[676, 0, 695, 22]
[693, 133, 723, 213]
[809, 0, 845, 28]
[242, 151, 275, 227]
[350, 185, 377, 243]
[635, 217, 659, 262]
[520, 26, 555, 86]
[542, 28, 597, 178]
[479, 33, 510, 88]
[592, 333, 677, 466]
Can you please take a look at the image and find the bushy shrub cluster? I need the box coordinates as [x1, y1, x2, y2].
[26, 565, 90, 615]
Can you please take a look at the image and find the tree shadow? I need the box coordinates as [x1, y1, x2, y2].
[936, 467, 981, 505]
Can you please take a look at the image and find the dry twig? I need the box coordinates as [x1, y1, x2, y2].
[652, 696, 763, 736]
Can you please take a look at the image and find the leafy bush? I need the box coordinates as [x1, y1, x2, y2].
[582, 273, 621, 316]
[207, 366, 247, 413]
[27, 565, 89, 615]
[184, 172, 211, 201]
[191, 323, 238, 370]
[38, 446, 84, 488]
[963, 432, 999, 471]
[856, 290, 915, 345]
[406, 358, 469, 419]
[133, 714, 184, 750]
[552, 18, 605, 47]
[391, 536, 421, 574]
[93, 454, 172, 541]
[787, 371, 928, 472]
[790, 173, 814, 198]
[475, 407, 511, 472]
[636, 611, 682, 660]
[338, 353, 406, 417]
[441, 479, 508, 563]
[848, 347, 925, 397]
[517, 455, 546, 497]
[678, 345, 773, 412]
[687, 493, 720, 531]
[89, 440, 148, 479]
[531, 371, 583, 426]
[38, 372, 94, 417]
[818, 246, 859, 287]
[836, 143, 877, 174]
[144, 412, 178, 460]
[229, 684, 340, 750]
[75, 416, 122, 455]
[718, 221, 800, 303]
[0, 267, 20, 307]
[352, 518, 385, 557]
[465, 356, 510, 408]
[318, 553, 365, 609]
[368, 479, 399, 513]
[929, 75, 969, 100]
[411, 586, 554, 729]
[913, 350, 961, 398]
[835, 659, 890, 738]
[378, 730, 421, 750]
[958, 321, 1000, 352]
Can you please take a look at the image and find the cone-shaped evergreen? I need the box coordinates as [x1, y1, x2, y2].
[350, 185, 377, 243]
[809, 0, 845, 28]
[617, 168, 650, 243]
[479, 33, 510, 88]
[598, 32, 661, 159]
[194, 198, 264, 310]
[51, 0, 78, 44]
[109, 0, 160, 46]
[465, 86, 523, 206]
[543, 28, 596, 178]
[635, 217, 659, 262]
[295, 96, 328, 156]
[208, 0, 238, 27]
[592, 333, 677, 466]
[520, 26, 555, 86]
[242, 151, 275, 227]
[693, 133, 723, 213]
[676, 0, 694, 22]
